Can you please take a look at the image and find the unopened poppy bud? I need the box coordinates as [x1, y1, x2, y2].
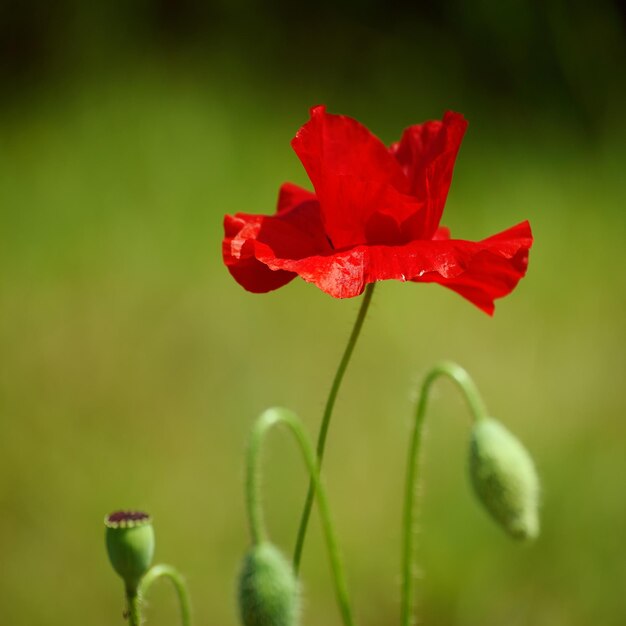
[469, 418, 540, 541]
[105, 511, 155, 590]
[238, 542, 300, 626]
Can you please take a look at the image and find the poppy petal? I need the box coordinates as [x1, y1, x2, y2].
[223, 189, 332, 293]
[258, 221, 532, 313]
[390, 111, 468, 239]
[417, 221, 533, 315]
[277, 182, 317, 214]
[291, 105, 421, 249]
[432, 225, 451, 240]
[223, 214, 297, 293]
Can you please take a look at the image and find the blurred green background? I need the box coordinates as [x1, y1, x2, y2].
[1, 1, 625, 625]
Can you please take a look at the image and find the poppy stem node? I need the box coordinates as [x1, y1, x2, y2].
[244, 407, 355, 626]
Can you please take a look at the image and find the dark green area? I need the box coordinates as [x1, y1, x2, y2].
[1, 2, 625, 625]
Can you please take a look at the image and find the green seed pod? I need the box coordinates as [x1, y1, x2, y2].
[238, 542, 300, 626]
[469, 418, 540, 541]
[105, 511, 155, 590]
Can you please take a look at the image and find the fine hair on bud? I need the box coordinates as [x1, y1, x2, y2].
[469, 418, 540, 541]
[238, 542, 300, 626]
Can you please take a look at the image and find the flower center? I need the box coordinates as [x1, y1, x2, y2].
[105, 510, 152, 528]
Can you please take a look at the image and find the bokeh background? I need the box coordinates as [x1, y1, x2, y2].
[1, 1, 625, 625]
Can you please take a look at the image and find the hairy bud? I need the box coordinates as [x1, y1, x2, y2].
[105, 510, 155, 590]
[238, 543, 300, 626]
[469, 418, 540, 541]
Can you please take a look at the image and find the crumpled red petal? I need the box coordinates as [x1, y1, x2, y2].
[223, 214, 297, 293]
[223, 183, 331, 293]
[292, 105, 423, 249]
[249, 220, 532, 314]
[277, 182, 316, 214]
[389, 111, 468, 240]
[415, 221, 533, 315]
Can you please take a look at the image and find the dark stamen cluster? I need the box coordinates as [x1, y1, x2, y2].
[105, 510, 151, 528]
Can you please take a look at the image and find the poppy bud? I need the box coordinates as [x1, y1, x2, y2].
[238, 542, 300, 626]
[469, 419, 540, 541]
[105, 511, 155, 590]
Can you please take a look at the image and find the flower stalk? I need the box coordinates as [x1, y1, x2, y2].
[125, 588, 141, 626]
[139, 564, 192, 626]
[246, 407, 355, 626]
[401, 362, 488, 626]
[293, 282, 375, 573]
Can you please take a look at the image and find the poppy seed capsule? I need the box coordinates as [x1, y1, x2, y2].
[105, 511, 155, 590]
[238, 543, 300, 626]
[469, 419, 540, 541]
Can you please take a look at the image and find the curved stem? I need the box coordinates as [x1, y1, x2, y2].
[400, 362, 488, 626]
[247, 407, 355, 626]
[125, 587, 141, 626]
[246, 415, 268, 545]
[293, 282, 376, 572]
[139, 564, 192, 626]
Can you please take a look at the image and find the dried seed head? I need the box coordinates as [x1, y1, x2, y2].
[105, 511, 154, 590]
[469, 419, 540, 541]
[238, 543, 300, 626]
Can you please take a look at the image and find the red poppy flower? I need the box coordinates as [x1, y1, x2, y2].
[223, 106, 532, 315]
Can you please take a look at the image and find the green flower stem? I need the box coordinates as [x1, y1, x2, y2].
[125, 587, 141, 626]
[139, 564, 192, 626]
[401, 362, 488, 626]
[246, 407, 356, 626]
[293, 282, 376, 573]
